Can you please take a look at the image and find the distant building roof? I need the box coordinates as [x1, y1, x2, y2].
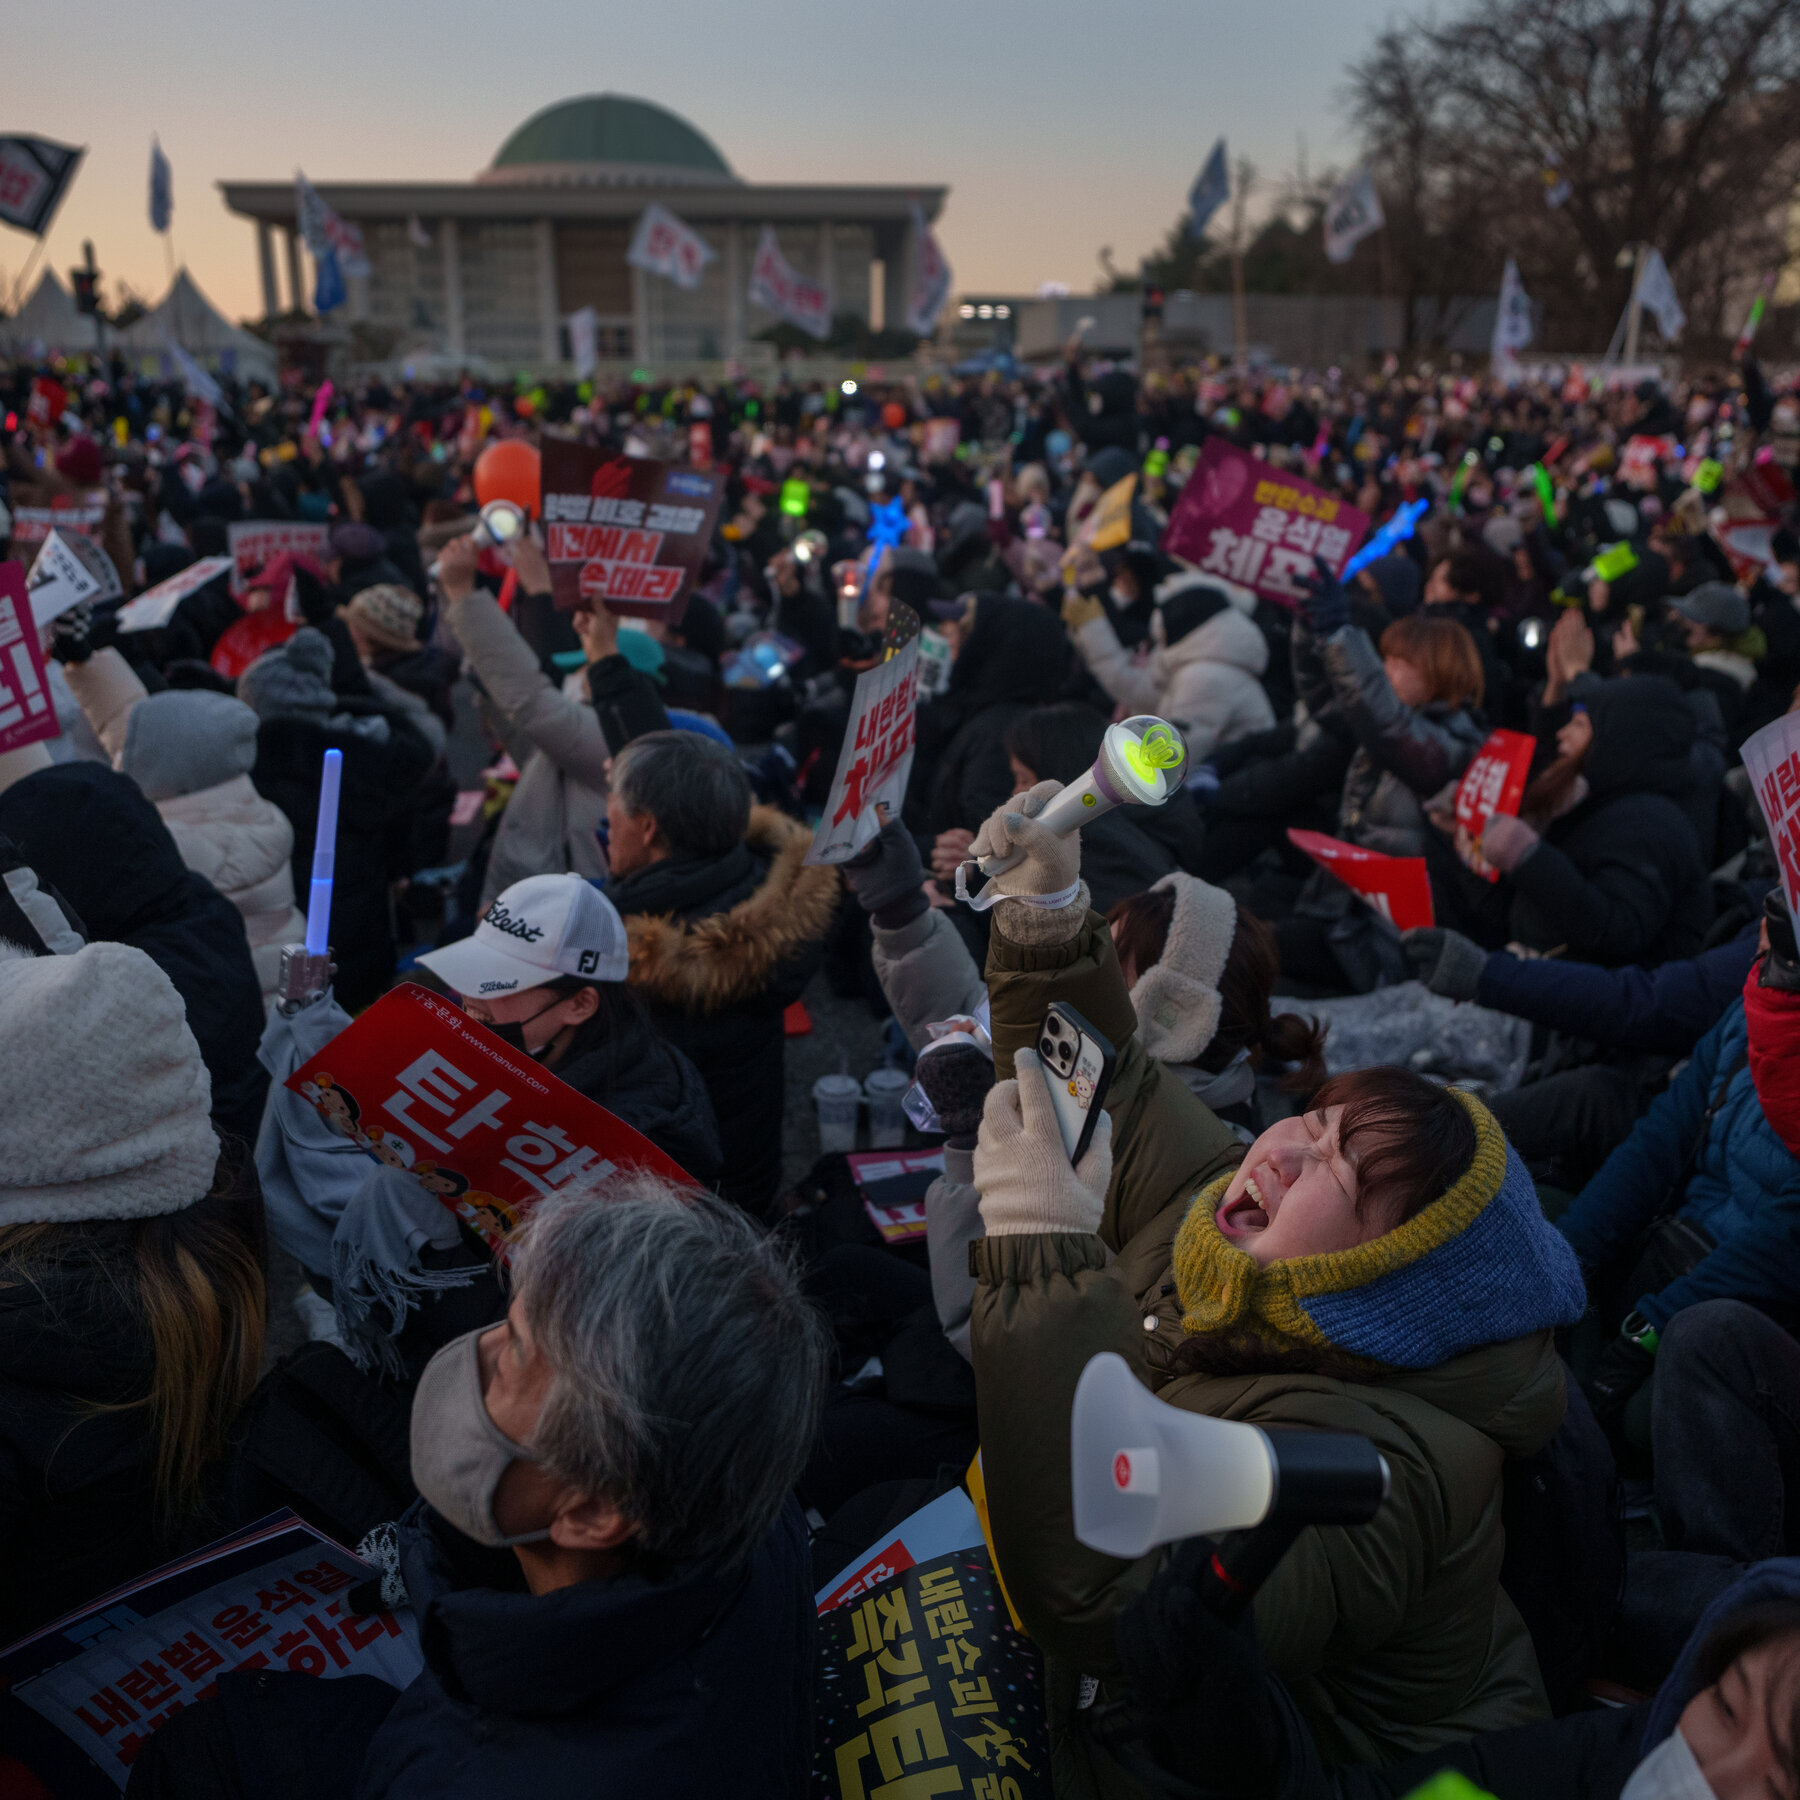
[482, 94, 737, 187]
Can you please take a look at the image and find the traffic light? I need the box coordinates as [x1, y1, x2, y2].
[70, 268, 99, 316]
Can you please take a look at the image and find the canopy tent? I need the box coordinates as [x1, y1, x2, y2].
[114, 268, 277, 389]
[0, 270, 88, 358]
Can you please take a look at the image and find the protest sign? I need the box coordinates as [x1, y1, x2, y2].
[1288, 827, 1434, 929]
[27, 376, 68, 427]
[919, 417, 961, 464]
[285, 983, 694, 1256]
[9, 483, 107, 548]
[27, 527, 123, 626]
[812, 1545, 1051, 1799]
[804, 635, 921, 865]
[227, 521, 330, 598]
[0, 561, 58, 757]
[541, 440, 725, 625]
[626, 202, 714, 290]
[1713, 461, 1797, 583]
[0, 1510, 418, 1794]
[1068, 471, 1137, 558]
[848, 1148, 944, 1246]
[815, 1487, 985, 1613]
[748, 226, 832, 340]
[1163, 439, 1370, 607]
[1453, 728, 1536, 881]
[1744, 713, 1800, 920]
[1620, 434, 1675, 491]
[114, 556, 235, 632]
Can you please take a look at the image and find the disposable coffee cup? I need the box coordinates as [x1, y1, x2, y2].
[813, 1072, 862, 1154]
[863, 1066, 912, 1148]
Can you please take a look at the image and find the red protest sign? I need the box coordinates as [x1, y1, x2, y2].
[1744, 713, 1800, 922]
[1620, 435, 1675, 491]
[7, 483, 107, 548]
[26, 376, 65, 428]
[285, 984, 694, 1257]
[227, 521, 330, 597]
[1163, 439, 1370, 608]
[541, 440, 725, 625]
[1287, 827, 1434, 930]
[0, 560, 58, 756]
[1453, 728, 1536, 882]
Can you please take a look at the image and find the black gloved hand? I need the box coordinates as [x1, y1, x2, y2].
[1585, 1334, 1655, 1440]
[1297, 553, 1350, 638]
[47, 601, 94, 664]
[843, 819, 927, 920]
[1114, 1535, 1285, 1800]
[1403, 927, 1487, 1001]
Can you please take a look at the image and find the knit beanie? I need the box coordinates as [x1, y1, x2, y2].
[121, 689, 260, 802]
[1171, 1089, 1585, 1371]
[1130, 874, 1237, 1063]
[237, 625, 337, 723]
[344, 583, 423, 655]
[0, 940, 217, 1224]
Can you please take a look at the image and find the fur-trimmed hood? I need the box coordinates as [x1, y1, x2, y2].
[618, 806, 841, 1015]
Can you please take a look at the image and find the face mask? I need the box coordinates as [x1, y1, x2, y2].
[1621, 1729, 1716, 1800]
[480, 994, 565, 1060]
[410, 1327, 553, 1548]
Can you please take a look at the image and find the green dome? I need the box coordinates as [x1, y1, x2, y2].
[490, 95, 732, 178]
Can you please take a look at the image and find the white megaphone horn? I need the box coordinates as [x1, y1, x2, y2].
[1071, 1352, 1389, 1565]
[956, 715, 1189, 909]
[428, 498, 529, 584]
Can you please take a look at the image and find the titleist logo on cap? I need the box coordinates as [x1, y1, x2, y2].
[484, 903, 544, 944]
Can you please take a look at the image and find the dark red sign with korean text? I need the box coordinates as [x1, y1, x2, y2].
[284, 984, 694, 1257]
[541, 440, 725, 624]
[1163, 438, 1370, 608]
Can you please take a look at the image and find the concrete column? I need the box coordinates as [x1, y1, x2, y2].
[723, 222, 744, 359]
[442, 219, 465, 360]
[818, 220, 836, 320]
[534, 219, 559, 367]
[283, 228, 305, 316]
[256, 222, 279, 320]
[883, 223, 910, 336]
[632, 263, 650, 366]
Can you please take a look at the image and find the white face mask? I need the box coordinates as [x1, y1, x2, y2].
[410, 1327, 553, 1548]
[1621, 1729, 1717, 1800]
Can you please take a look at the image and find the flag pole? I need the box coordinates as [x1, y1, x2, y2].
[1230, 157, 1249, 371]
[1622, 243, 1646, 366]
[10, 234, 48, 314]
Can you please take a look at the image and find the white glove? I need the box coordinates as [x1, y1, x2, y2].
[967, 781, 1081, 902]
[974, 1047, 1113, 1237]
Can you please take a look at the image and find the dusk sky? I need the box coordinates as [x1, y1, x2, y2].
[4, 0, 1404, 325]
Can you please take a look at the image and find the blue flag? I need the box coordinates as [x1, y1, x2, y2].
[148, 137, 172, 234]
[313, 246, 345, 315]
[1188, 138, 1229, 239]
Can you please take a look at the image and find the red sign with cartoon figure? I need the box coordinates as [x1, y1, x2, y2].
[284, 984, 694, 1256]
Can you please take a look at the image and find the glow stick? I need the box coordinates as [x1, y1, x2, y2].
[1341, 499, 1429, 581]
[304, 749, 343, 957]
[308, 380, 334, 437]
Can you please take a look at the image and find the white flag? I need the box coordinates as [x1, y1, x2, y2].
[567, 306, 599, 381]
[163, 338, 222, 407]
[626, 203, 715, 291]
[1491, 258, 1534, 379]
[906, 205, 952, 337]
[1637, 249, 1686, 342]
[1323, 166, 1385, 265]
[295, 172, 369, 279]
[747, 227, 832, 341]
[407, 214, 431, 250]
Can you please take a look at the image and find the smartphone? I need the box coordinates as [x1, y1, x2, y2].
[1037, 1003, 1116, 1165]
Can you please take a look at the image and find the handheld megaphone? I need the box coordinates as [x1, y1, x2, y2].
[429, 498, 529, 583]
[956, 716, 1188, 909]
[1071, 1351, 1388, 1571]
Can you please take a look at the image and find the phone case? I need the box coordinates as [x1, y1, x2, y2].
[1037, 1003, 1116, 1164]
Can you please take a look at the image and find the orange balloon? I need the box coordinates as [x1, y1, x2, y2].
[881, 402, 907, 431]
[474, 439, 541, 518]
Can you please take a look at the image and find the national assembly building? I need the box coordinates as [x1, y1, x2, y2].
[219, 94, 947, 370]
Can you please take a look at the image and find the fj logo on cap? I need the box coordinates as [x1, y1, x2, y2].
[578, 949, 600, 974]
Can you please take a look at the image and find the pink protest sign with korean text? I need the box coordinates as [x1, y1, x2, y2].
[1287, 828, 1434, 930]
[1744, 713, 1800, 920]
[285, 984, 694, 1257]
[0, 560, 58, 756]
[1162, 438, 1370, 607]
[541, 440, 725, 625]
[1453, 728, 1536, 881]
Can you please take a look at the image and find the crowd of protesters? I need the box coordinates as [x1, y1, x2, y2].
[4, 330, 1800, 1799]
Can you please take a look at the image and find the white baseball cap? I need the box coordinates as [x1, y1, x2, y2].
[416, 874, 629, 999]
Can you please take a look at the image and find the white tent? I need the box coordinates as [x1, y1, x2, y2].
[0, 269, 90, 358]
[115, 268, 277, 389]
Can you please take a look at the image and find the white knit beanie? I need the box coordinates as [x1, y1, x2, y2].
[1128, 873, 1238, 1064]
[0, 940, 217, 1224]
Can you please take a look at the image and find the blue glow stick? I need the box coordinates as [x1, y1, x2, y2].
[1341, 499, 1429, 581]
[304, 749, 343, 957]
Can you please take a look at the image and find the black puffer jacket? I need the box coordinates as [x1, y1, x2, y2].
[1296, 618, 1487, 857]
[606, 807, 839, 1216]
[0, 764, 267, 1147]
[251, 703, 435, 1011]
[906, 595, 1070, 842]
[1508, 676, 1712, 967]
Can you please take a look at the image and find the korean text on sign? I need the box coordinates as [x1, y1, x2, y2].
[1452, 729, 1535, 882]
[1744, 714, 1800, 919]
[806, 637, 922, 866]
[0, 561, 57, 757]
